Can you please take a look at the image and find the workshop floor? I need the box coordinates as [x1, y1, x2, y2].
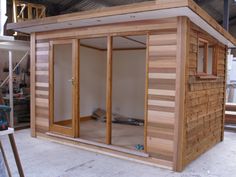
[0, 129, 236, 177]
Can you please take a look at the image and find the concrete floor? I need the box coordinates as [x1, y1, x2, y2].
[0, 129, 235, 177]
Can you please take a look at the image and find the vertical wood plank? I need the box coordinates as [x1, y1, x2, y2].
[106, 36, 113, 145]
[49, 41, 54, 133]
[144, 34, 149, 152]
[173, 16, 188, 171]
[30, 33, 36, 137]
[73, 39, 80, 137]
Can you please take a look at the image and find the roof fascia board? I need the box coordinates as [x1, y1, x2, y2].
[7, 0, 188, 30]
[6, 0, 236, 47]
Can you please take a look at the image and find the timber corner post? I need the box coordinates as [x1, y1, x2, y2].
[173, 16, 189, 172]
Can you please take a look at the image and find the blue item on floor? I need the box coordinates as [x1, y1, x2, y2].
[135, 144, 144, 150]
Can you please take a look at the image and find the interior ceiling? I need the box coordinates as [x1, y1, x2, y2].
[15, 0, 236, 37]
[80, 35, 146, 50]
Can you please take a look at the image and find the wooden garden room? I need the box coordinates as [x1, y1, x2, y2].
[7, 0, 236, 172]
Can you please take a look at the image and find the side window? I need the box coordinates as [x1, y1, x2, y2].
[197, 38, 216, 76]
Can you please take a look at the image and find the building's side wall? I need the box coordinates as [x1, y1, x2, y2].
[183, 22, 226, 166]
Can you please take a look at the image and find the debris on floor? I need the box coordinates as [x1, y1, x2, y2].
[91, 108, 106, 121]
[135, 144, 144, 150]
[112, 117, 144, 126]
[91, 108, 144, 126]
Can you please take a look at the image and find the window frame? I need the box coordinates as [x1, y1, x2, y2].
[197, 37, 218, 78]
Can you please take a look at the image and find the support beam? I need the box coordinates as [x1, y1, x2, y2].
[223, 0, 229, 31]
[106, 36, 113, 145]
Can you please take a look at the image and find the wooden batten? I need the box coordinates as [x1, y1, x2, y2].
[30, 32, 36, 137]
[144, 34, 149, 153]
[106, 36, 113, 145]
[72, 39, 80, 138]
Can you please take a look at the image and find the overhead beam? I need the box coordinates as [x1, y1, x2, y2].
[223, 0, 229, 31]
[122, 36, 146, 46]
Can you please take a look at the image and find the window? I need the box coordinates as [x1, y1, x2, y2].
[197, 38, 216, 76]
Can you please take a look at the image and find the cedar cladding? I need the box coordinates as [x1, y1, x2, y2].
[183, 22, 226, 166]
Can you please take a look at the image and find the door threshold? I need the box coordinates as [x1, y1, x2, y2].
[46, 132, 149, 158]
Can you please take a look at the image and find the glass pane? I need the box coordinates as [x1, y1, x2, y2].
[112, 35, 146, 151]
[197, 41, 205, 73]
[53, 43, 73, 127]
[207, 47, 213, 74]
[79, 37, 107, 144]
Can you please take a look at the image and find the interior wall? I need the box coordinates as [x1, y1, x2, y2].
[112, 50, 146, 119]
[79, 47, 146, 119]
[79, 46, 106, 117]
[53, 44, 146, 119]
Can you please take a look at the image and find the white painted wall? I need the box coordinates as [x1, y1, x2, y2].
[55, 46, 146, 120]
[79, 46, 106, 117]
[112, 50, 146, 119]
[80, 47, 146, 119]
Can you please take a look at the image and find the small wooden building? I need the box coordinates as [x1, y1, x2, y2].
[8, 0, 236, 171]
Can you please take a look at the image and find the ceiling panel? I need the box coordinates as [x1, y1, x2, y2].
[80, 35, 146, 50]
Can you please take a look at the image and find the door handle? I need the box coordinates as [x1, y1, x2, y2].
[68, 77, 75, 85]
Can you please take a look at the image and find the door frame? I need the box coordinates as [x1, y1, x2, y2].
[49, 39, 79, 137]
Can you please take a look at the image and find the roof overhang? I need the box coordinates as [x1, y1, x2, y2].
[7, 0, 236, 48]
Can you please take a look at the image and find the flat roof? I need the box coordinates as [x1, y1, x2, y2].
[7, 0, 236, 47]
